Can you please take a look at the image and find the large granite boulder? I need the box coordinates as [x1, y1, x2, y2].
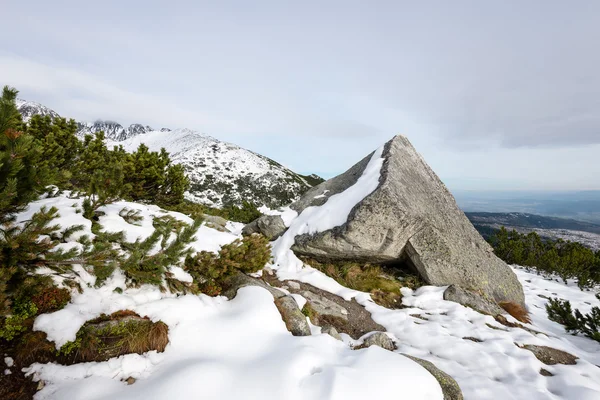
[290, 135, 525, 307]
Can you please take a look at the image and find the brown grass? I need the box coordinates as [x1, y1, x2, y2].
[299, 257, 422, 309]
[499, 301, 531, 324]
[15, 331, 56, 366]
[62, 311, 169, 364]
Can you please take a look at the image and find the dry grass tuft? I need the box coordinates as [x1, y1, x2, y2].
[499, 301, 531, 324]
[15, 331, 56, 365]
[60, 310, 169, 364]
[299, 257, 422, 309]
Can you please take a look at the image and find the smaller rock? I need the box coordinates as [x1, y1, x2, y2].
[362, 332, 396, 351]
[539, 368, 553, 377]
[403, 355, 463, 400]
[462, 336, 483, 343]
[521, 345, 578, 365]
[203, 215, 230, 232]
[321, 325, 342, 341]
[443, 285, 504, 316]
[125, 377, 136, 385]
[287, 280, 301, 290]
[274, 296, 311, 336]
[36, 380, 45, 391]
[302, 291, 349, 321]
[221, 273, 285, 300]
[243, 215, 287, 240]
[241, 219, 260, 236]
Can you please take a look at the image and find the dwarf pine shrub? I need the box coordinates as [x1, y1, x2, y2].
[184, 234, 271, 295]
[546, 294, 600, 343]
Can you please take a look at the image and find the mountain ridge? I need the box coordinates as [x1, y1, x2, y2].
[16, 99, 323, 208]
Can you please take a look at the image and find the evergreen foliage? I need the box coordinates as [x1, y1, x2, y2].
[0, 207, 78, 314]
[118, 217, 201, 287]
[219, 200, 262, 224]
[26, 115, 80, 187]
[0, 86, 52, 224]
[184, 234, 271, 295]
[546, 294, 600, 343]
[489, 227, 600, 288]
[124, 144, 189, 205]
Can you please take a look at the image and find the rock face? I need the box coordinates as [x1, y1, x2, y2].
[222, 273, 311, 337]
[443, 285, 505, 316]
[290, 135, 525, 306]
[262, 275, 386, 339]
[242, 215, 287, 240]
[521, 345, 578, 365]
[361, 332, 396, 351]
[274, 296, 311, 336]
[403, 355, 464, 400]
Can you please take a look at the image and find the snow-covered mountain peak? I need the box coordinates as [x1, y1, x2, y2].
[15, 99, 61, 122]
[16, 98, 321, 208]
[76, 121, 154, 141]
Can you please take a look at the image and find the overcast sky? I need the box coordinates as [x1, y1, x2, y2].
[2, 1, 599, 191]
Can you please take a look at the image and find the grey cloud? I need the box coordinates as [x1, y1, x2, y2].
[2, 0, 599, 190]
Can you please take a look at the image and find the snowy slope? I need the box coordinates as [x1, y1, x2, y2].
[267, 146, 600, 400]
[113, 130, 312, 208]
[16, 99, 316, 208]
[77, 121, 156, 142]
[16, 193, 600, 400]
[18, 193, 443, 400]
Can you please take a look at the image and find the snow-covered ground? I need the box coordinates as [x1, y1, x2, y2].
[13, 160, 600, 399]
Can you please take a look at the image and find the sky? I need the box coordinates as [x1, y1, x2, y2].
[1, 1, 599, 191]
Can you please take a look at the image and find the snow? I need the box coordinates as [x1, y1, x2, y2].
[258, 205, 298, 227]
[261, 140, 600, 399]
[112, 129, 310, 208]
[14, 181, 600, 399]
[272, 145, 385, 276]
[27, 287, 443, 400]
[4, 356, 14, 367]
[16, 193, 240, 348]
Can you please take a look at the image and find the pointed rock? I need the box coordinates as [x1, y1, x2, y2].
[290, 135, 525, 306]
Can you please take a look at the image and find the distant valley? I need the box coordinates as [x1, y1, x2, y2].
[466, 212, 600, 250]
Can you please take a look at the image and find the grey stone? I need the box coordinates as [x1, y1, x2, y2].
[521, 345, 578, 365]
[262, 276, 386, 339]
[403, 355, 464, 400]
[274, 296, 311, 336]
[290, 135, 525, 307]
[203, 214, 230, 232]
[362, 332, 395, 351]
[443, 285, 505, 316]
[243, 215, 287, 240]
[221, 273, 286, 300]
[302, 291, 349, 321]
[321, 325, 342, 341]
[221, 273, 310, 336]
[287, 280, 301, 290]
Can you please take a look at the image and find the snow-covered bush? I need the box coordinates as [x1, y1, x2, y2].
[184, 234, 271, 295]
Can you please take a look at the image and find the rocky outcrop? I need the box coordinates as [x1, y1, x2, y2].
[403, 355, 464, 400]
[222, 273, 311, 336]
[290, 135, 525, 307]
[262, 275, 386, 339]
[203, 215, 230, 232]
[360, 332, 396, 351]
[321, 325, 342, 341]
[242, 215, 287, 240]
[274, 296, 311, 336]
[520, 345, 578, 365]
[443, 285, 504, 316]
